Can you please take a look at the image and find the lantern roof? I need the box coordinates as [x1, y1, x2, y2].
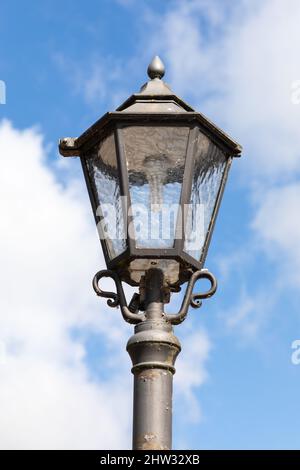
[59, 56, 242, 157]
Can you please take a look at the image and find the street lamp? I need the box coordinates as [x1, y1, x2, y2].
[59, 56, 242, 450]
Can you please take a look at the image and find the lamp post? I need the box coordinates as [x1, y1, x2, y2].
[59, 56, 242, 450]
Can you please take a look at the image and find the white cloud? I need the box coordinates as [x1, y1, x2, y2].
[0, 120, 132, 449]
[252, 183, 300, 286]
[221, 290, 274, 341]
[0, 120, 210, 448]
[0, 358, 130, 450]
[175, 329, 210, 423]
[221, 0, 300, 180]
[54, 53, 127, 110]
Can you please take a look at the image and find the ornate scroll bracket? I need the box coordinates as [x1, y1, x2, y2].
[164, 269, 217, 325]
[93, 268, 217, 327]
[92, 270, 146, 324]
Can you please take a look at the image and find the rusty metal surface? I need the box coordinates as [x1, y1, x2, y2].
[127, 268, 181, 450]
[131, 364, 174, 450]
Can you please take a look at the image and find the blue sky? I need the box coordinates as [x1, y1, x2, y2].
[1, 0, 300, 450]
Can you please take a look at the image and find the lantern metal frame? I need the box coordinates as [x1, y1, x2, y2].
[59, 112, 241, 288]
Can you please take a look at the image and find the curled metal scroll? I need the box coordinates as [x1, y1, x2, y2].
[164, 270, 217, 325]
[93, 268, 216, 326]
[92, 270, 145, 324]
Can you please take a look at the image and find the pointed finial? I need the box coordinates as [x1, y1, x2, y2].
[147, 56, 165, 80]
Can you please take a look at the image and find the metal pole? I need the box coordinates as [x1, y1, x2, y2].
[127, 269, 181, 450]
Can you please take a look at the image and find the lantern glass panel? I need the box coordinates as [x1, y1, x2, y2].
[122, 125, 190, 249]
[184, 128, 227, 261]
[85, 132, 126, 260]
